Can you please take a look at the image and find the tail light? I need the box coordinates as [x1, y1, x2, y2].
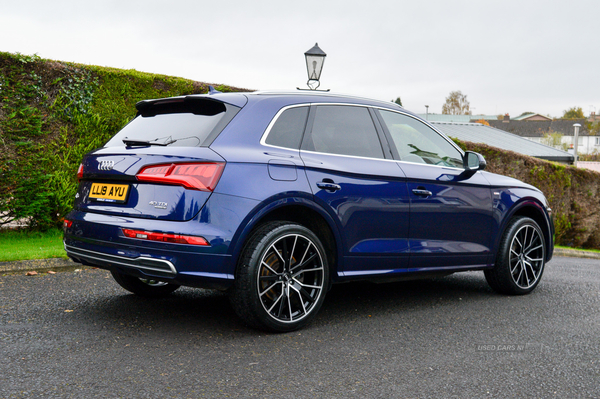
[77, 164, 83, 181]
[136, 162, 225, 191]
[122, 228, 209, 246]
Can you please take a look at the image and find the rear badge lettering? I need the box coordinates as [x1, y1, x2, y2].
[149, 201, 168, 209]
[98, 160, 115, 171]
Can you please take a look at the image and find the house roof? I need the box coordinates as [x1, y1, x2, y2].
[512, 113, 552, 121]
[417, 114, 498, 123]
[432, 121, 574, 163]
[487, 118, 589, 137]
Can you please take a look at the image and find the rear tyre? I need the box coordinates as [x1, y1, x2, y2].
[230, 222, 329, 332]
[111, 270, 180, 298]
[485, 216, 546, 295]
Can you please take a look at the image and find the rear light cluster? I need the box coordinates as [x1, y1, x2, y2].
[122, 228, 209, 246]
[136, 162, 225, 191]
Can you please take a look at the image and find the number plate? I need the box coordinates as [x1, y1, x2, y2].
[89, 183, 129, 203]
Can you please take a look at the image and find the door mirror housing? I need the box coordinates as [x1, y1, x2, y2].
[463, 151, 486, 171]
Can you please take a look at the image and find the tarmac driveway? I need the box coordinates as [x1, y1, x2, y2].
[1, 256, 598, 398]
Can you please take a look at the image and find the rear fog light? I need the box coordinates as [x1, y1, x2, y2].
[122, 228, 209, 246]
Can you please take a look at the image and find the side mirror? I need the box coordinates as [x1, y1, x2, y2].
[463, 151, 486, 172]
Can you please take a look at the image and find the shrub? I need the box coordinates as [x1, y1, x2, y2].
[0, 51, 248, 229]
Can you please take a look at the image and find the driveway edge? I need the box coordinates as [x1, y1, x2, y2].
[553, 247, 600, 260]
[0, 257, 79, 274]
[1, 248, 598, 274]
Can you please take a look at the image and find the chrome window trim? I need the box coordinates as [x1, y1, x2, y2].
[259, 102, 466, 171]
[301, 149, 464, 171]
[372, 106, 466, 156]
[300, 149, 399, 164]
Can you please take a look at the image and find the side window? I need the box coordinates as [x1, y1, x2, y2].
[378, 110, 463, 168]
[264, 106, 309, 149]
[304, 105, 384, 159]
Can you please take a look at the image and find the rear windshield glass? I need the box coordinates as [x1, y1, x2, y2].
[104, 99, 239, 148]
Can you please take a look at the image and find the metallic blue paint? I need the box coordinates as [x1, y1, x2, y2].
[64, 91, 554, 290]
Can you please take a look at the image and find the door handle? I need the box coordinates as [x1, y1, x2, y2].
[317, 181, 341, 192]
[412, 188, 432, 197]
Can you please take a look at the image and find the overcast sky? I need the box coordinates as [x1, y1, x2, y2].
[1, 0, 598, 118]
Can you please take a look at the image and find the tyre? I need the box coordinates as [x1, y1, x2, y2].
[111, 270, 180, 298]
[485, 216, 546, 295]
[230, 222, 330, 332]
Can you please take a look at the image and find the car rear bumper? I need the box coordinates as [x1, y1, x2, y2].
[63, 210, 238, 290]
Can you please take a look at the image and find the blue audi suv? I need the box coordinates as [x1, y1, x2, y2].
[64, 90, 554, 332]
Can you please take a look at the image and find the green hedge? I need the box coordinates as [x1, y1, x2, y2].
[454, 139, 600, 249]
[2, 52, 599, 250]
[0, 52, 247, 230]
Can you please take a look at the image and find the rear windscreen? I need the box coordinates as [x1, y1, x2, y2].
[104, 99, 239, 148]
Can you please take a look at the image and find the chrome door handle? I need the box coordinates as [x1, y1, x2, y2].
[412, 188, 432, 197]
[317, 182, 341, 192]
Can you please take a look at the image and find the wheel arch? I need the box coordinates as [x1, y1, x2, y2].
[497, 199, 554, 262]
[229, 196, 343, 282]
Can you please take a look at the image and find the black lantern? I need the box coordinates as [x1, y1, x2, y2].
[304, 43, 326, 90]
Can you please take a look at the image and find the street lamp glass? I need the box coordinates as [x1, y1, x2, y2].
[304, 43, 326, 84]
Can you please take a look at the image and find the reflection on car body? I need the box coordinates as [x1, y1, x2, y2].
[64, 90, 554, 332]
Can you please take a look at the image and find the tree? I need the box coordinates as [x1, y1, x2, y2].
[562, 107, 584, 119]
[589, 121, 600, 136]
[392, 97, 402, 106]
[442, 90, 471, 115]
[541, 131, 567, 150]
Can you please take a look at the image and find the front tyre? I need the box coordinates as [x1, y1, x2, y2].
[485, 216, 546, 295]
[230, 222, 330, 332]
[111, 270, 180, 298]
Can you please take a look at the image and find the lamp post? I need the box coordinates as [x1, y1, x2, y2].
[425, 105, 429, 121]
[304, 43, 326, 90]
[573, 123, 581, 166]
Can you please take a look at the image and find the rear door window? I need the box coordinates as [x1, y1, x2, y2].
[303, 105, 385, 159]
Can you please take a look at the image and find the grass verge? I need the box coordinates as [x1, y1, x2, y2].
[0, 228, 67, 262]
[0, 230, 596, 263]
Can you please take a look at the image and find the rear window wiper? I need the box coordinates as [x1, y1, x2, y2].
[123, 138, 177, 147]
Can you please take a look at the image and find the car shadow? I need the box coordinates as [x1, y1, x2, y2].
[74, 271, 493, 335]
[323, 271, 492, 311]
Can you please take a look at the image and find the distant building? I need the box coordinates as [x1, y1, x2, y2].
[431, 121, 574, 164]
[589, 112, 600, 123]
[417, 114, 497, 123]
[486, 117, 598, 155]
[418, 111, 599, 155]
[512, 113, 552, 121]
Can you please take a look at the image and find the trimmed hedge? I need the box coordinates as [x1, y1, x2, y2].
[0, 52, 248, 229]
[454, 139, 600, 249]
[1, 52, 599, 250]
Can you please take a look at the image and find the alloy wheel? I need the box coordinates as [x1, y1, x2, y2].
[509, 224, 545, 289]
[257, 233, 325, 324]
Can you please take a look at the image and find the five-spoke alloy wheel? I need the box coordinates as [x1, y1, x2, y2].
[485, 216, 546, 295]
[230, 222, 329, 332]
